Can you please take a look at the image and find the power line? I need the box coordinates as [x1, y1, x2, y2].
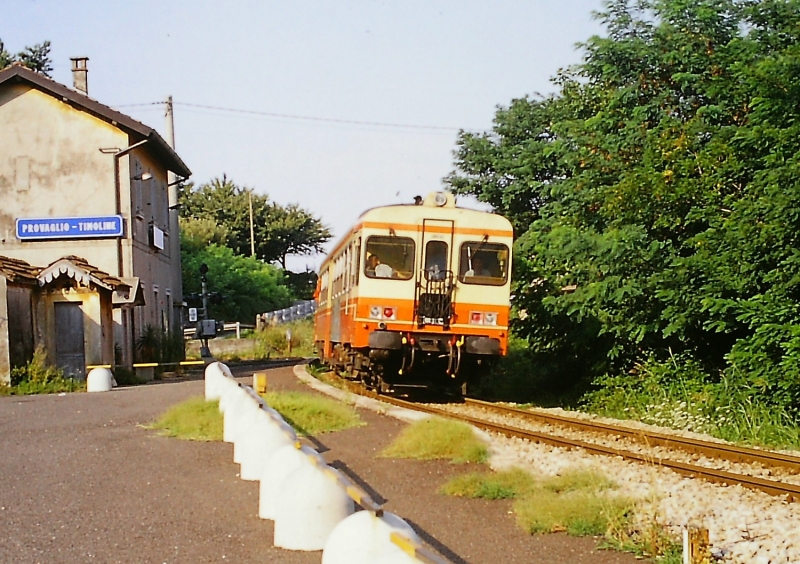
[112, 100, 472, 131]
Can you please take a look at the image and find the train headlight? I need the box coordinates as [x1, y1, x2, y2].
[369, 306, 382, 319]
[433, 192, 448, 206]
[470, 311, 484, 325]
[483, 312, 498, 326]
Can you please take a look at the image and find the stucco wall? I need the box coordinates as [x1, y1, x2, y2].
[0, 82, 185, 363]
[0, 84, 127, 273]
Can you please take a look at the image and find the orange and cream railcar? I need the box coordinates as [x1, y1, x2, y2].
[314, 191, 513, 394]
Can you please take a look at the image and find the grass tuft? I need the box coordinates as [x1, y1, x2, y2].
[440, 468, 535, 499]
[147, 397, 223, 441]
[442, 467, 632, 537]
[379, 417, 488, 463]
[262, 390, 363, 435]
[515, 489, 633, 536]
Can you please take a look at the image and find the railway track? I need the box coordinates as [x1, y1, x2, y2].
[332, 376, 800, 501]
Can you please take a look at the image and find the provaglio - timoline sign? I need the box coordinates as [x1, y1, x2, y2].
[16, 215, 124, 240]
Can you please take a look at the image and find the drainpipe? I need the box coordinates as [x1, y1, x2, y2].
[112, 140, 149, 277]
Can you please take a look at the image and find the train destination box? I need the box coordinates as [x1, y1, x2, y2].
[16, 215, 124, 240]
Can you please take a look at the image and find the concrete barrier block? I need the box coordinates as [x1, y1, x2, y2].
[259, 444, 322, 520]
[222, 387, 250, 443]
[273, 463, 354, 550]
[204, 362, 228, 401]
[232, 402, 262, 463]
[322, 511, 420, 564]
[239, 410, 296, 481]
[87, 367, 114, 393]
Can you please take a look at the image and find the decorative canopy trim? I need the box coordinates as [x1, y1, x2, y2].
[38, 256, 129, 292]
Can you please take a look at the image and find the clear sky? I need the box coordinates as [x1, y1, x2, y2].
[3, 0, 605, 270]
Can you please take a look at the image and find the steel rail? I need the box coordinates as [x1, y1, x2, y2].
[464, 398, 800, 472]
[340, 381, 800, 501]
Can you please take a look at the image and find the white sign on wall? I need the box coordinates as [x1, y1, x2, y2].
[188, 308, 198, 322]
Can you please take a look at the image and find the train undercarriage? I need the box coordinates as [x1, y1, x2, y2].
[318, 331, 501, 396]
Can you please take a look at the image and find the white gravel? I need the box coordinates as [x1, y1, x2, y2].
[294, 367, 800, 563]
[432, 403, 800, 485]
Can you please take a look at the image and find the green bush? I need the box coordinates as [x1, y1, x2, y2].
[253, 318, 314, 358]
[583, 353, 800, 449]
[3, 346, 84, 395]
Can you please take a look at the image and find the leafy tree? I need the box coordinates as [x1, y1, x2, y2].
[0, 39, 52, 76]
[179, 176, 331, 268]
[181, 236, 292, 323]
[448, 0, 800, 411]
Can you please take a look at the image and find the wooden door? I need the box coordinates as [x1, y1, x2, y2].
[55, 302, 85, 380]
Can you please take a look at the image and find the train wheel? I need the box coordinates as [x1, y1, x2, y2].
[378, 376, 392, 394]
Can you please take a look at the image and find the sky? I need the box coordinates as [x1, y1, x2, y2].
[3, 0, 605, 271]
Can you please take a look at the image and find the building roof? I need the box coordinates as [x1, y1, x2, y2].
[0, 255, 39, 284]
[0, 63, 192, 178]
[38, 256, 129, 292]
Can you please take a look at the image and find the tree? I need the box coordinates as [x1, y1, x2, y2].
[181, 236, 292, 323]
[179, 176, 331, 268]
[447, 0, 800, 411]
[0, 39, 52, 76]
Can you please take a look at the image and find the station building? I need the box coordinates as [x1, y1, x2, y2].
[0, 61, 191, 383]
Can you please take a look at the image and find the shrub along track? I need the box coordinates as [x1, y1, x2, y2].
[330, 376, 800, 501]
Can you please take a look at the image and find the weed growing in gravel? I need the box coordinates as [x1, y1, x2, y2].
[443, 466, 684, 560]
[147, 397, 223, 441]
[262, 390, 363, 435]
[603, 497, 682, 563]
[379, 417, 488, 463]
[440, 468, 535, 499]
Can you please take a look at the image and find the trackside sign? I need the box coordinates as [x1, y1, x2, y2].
[16, 215, 124, 240]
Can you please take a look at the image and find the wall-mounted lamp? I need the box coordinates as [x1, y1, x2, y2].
[133, 172, 153, 181]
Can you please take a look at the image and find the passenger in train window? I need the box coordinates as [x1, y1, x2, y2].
[367, 254, 393, 278]
[366, 254, 379, 276]
[466, 256, 491, 277]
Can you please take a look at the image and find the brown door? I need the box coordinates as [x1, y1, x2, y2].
[55, 302, 85, 380]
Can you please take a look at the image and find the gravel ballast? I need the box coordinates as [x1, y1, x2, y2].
[298, 368, 800, 564]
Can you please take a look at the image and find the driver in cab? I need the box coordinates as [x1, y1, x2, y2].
[366, 254, 393, 278]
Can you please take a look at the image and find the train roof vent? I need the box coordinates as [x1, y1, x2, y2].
[422, 191, 456, 208]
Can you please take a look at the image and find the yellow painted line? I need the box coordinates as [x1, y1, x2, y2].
[86, 365, 112, 369]
[179, 360, 205, 366]
[132, 363, 159, 368]
[389, 532, 448, 564]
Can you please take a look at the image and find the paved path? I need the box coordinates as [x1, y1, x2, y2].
[0, 364, 641, 563]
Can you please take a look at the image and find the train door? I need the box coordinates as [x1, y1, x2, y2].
[416, 219, 455, 327]
[421, 219, 454, 277]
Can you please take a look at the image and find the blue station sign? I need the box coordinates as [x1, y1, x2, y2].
[16, 215, 124, 240]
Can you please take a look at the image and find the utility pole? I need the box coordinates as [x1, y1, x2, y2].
[165, 95, 184, 336]
[249, 190, 256, 257]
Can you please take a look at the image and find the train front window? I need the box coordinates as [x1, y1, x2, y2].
[424, 240, 449, 280]
[458, 242, 509, 286]
[364, 236, 415, 280]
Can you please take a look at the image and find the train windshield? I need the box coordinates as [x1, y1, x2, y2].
[458, 242, 509, 286]
[364, 236, 415, 280]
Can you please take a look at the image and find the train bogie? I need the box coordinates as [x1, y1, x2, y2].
[314, 191, 512, 395]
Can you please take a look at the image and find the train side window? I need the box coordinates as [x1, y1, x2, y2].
[364, 235, 415, 280]
[458, 242, 509, 286]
